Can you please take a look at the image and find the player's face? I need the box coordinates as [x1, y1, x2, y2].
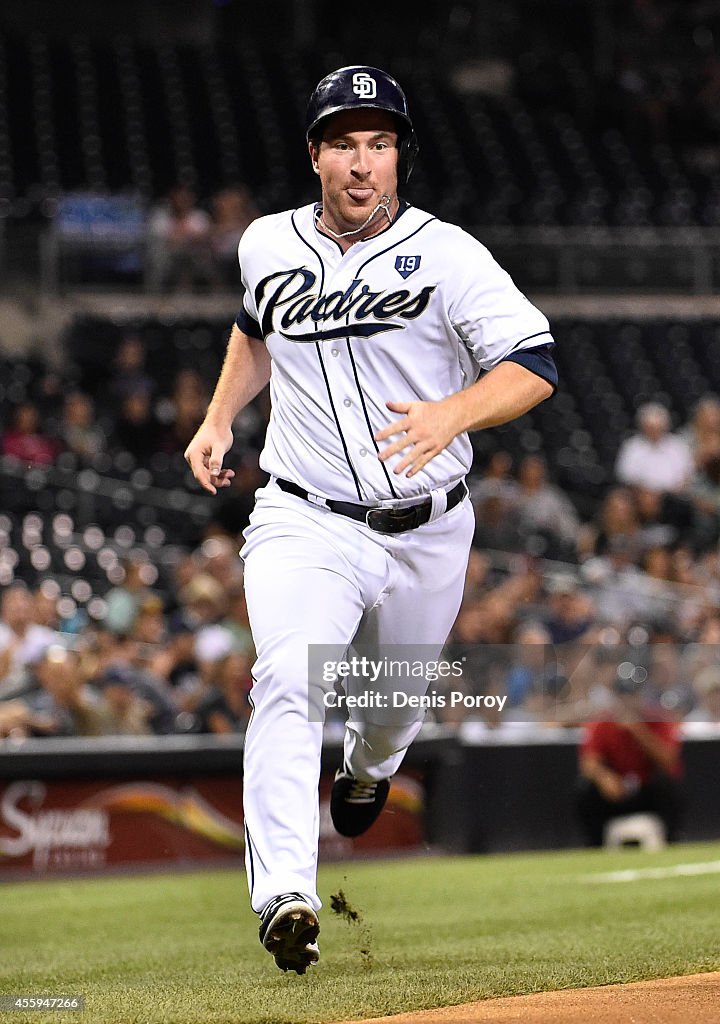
[310, 108, 399, 235]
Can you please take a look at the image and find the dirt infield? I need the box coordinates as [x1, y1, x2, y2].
[341, 972, 720, 1024]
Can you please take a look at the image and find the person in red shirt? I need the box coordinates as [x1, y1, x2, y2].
[576, 673, 683, 846]
[1, 401, 59, 466]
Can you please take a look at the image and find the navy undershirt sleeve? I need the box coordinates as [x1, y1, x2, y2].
[235, 307, 263, 340]
[502, 343, 558, 392]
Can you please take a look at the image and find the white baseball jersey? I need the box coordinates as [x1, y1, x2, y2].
[237, 202, 553, 502]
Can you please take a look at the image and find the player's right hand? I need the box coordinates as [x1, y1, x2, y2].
[184, 423, 235, 495]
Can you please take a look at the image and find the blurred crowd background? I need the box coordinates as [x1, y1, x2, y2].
[2, 0, 720, 745]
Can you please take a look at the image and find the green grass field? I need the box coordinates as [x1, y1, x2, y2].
[2, 842, 719, 1024]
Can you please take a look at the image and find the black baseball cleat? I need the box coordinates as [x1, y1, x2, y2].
[259, 893, 320, 974]
[330, 769, 391, 837]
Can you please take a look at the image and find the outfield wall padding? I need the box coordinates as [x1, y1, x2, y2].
[0, 731, 717, 874]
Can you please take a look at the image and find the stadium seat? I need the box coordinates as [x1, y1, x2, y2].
[1, 29, 717, 225]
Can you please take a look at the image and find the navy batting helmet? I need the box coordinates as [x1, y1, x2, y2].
[305, 65, 419, 183]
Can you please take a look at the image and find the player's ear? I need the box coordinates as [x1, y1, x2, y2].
[308, 140, 320, 175]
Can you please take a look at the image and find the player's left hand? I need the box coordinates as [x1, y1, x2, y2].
[375, 399, 463, 477]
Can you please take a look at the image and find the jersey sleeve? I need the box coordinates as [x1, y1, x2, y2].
[446, 229, 554, 372]
[235, 223, 263, 340]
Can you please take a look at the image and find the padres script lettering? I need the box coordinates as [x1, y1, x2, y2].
[256, 268, 436, 342]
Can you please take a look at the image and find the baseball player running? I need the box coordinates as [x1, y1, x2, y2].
[185, 65, 557, 973]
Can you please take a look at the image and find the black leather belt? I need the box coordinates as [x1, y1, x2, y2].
[276, 478, 466, 535]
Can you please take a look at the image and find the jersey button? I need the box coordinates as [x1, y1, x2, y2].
[343, 399, 351, 407]
[359, 447, 367, 456]
[331, 349, 340, 357]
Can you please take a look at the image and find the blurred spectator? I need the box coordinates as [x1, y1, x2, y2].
[689, 437, 720, 512]
[189, 622, 237, 714]
[158, 369, 208, 454]
[195, 623, 235, 674]
[112, 389, 161, 461]
[179, 573, 227, 627]
[210, 185, 259, 288]
[445, 584, 526, 705]
[104, 557, 155, 636]
[472, 492, 524, 552]
[109, 333, 154, 404]
[147, 184, 212, 291]
[131, 594, 167, 647]
[462, 549, 493, 601]
[1, 402, 60, 466]
[671, 545, 704, 589]
[0, 583, 59, 696]
[570, 642, 626, 718]
[92, 665, 155, 736]
[681, 394, 720, 456]
[632, 485, 689, 549]
[578, 487, 641, 559]
[685, 665, 720, 726]
[543, 575, 595, 643]
[0, 698, 33, 738]
[508, 669, 572, 726]
[60, 390, 106, 462]
[641, 545, 674, 583]
[148, 611, 201, 705]
[115, 661, 177, 734]
[632, 547, 687, 623]
[515, 455, 580, 557]
[469, 450, 519, 505]
[171, 573, 232, 711]
[473, 593, 517, 645]
[21, 646, 105, 737]
[196, 535, 244, 592]
[582, 537, 660, 626]
[33, 581, 62, 632]
[223, 582, 254, 656]
[615, 402, 693, 492]
[688, 438, 720, 548]
[195, 649, 253, 733]
[504, 620, 553, 707]
[445, 596, 495, 683]
[644, 638, 693, 718]
[576, 675, 683, 846]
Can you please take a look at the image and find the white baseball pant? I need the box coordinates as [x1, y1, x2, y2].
[240, 480, 474, 913]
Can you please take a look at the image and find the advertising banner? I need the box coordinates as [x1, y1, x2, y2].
[0, 772, 425, 877]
